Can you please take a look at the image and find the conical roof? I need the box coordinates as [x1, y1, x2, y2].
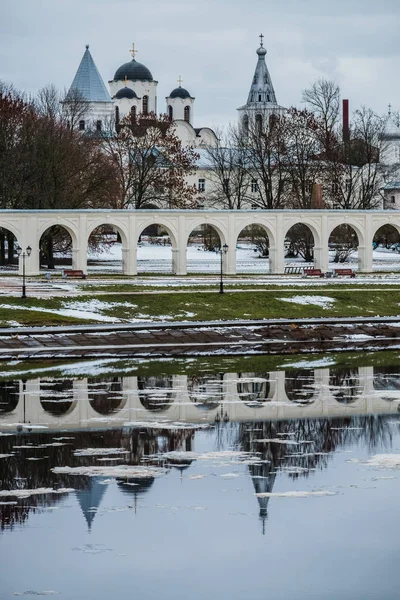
[246, 40, 277, 106]
[75, 477, 108, 531]
[66, 45, 112, 103]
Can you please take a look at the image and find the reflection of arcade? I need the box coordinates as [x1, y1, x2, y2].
[138, 375, 174, 412]
[329, 368, 362, 404]
[2, 366, 400, 432]
[40, 379, 75, 417]
[237, 373, 270, 407]
[188, 374, 224, 410]
[88, 377, 125, 414]
[285, 370, 315, 404]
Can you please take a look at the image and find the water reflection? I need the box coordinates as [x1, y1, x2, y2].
[40, 379, 74, 416]
[138, 375, 174, 412]
[285, 369, 315, 404]
[88, 377, 124, 414]
[188, 374, 224, 410]
[1, 365, 400, 431]
[237, 373, 270, 407]
[0, 381, 20, 413]
[329, 367, 362, 404]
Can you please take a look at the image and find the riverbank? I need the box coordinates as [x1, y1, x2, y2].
[0, 317, 400, 360]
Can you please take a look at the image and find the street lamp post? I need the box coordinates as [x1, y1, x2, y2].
[16, 245, 32, 299]
[219, 243, 228, 294]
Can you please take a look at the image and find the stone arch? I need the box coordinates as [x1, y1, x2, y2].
[235, 222, 274, 274]
[87, 221, 128, 274]
[136, 220, 178, 274]
[0, 226, 20, 271]
[284, 222, 318, 265]
[328, 223, 360, 268]
[39, 224, 77, 270]
[186, 220, 228, 274]
[372, 224, 400, 272]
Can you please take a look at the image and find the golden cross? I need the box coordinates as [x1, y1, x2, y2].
[129, 43, 137, 59]
[388, 103, 392, 116]
[177, 75, 183, 86]
[259, 33, 264, 47]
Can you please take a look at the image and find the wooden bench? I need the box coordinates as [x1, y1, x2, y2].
[334, 268, 355, 278]
[284, 266, 303, 274]
[62, 269, 87, 279]
[303, 268, 325, 278]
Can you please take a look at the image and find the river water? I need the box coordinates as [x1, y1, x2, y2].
[1, 352, 400, 599]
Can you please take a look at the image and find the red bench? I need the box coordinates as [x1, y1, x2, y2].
[303, 268, 325, 278]
[334, 268, 355, 278]
[62, 269, 87, 279]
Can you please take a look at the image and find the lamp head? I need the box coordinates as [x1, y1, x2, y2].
[26, 246, 32, 256]
[223, 243, 228, 252]
[16, 246, 22, 257]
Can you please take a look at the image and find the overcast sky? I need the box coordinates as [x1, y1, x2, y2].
[1, 0, 399, 128]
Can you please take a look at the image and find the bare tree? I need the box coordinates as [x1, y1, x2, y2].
[101, 112, 198, 209]
[326, 107, 385, 209]
[240, 111, 289, 209]
[203, 125, 251, 209]
[60, 87, 90, 131]
[302, 78, 340, 138]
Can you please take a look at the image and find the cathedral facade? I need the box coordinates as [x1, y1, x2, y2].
[64, 43, 217, 148]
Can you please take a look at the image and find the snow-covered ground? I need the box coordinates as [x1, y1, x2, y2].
[87, 243, 400, 274]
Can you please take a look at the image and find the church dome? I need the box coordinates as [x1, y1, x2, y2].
[114, 87, 138, 100]
[383, 114, 400, 140]
[169, 86, 191, 99]
[114, 59, 153, 82]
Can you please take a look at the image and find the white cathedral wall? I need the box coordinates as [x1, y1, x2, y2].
[109, 80, 158, 114]
[166, 97, 194, 122]
[380, 142, 400, 166]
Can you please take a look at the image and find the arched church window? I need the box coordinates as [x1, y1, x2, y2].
[131, 105, 136, 121]
[267, 94, 270, 102]
[242, 115, 249, 135]
[79, 120, 85, 131]
[168, 105, 173, 121]
[115, 106, 120, 127]
[255, 114, 262, 134]
[258, 94, 262, 102]
[184, 106, 190, 123]
[142, 95, 149, 115]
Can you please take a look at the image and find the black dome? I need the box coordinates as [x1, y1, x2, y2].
[114, 59, 153, 82]
[169, 86, 191, 99]
[114, 87, 138, 100]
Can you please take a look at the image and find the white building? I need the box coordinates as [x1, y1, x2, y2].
[64, 43, 217, 147]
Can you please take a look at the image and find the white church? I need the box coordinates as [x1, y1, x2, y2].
[63, 37, 400, 209]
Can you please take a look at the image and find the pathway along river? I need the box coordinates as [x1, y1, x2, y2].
[1, 351, 400, 599]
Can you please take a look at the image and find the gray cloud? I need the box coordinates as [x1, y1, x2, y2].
[1, 0, 399, 127]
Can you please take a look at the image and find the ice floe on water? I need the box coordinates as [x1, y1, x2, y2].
[123, 421, 211, 430]
[14, 591, 60, 597]
[254, 438, 313, 445]
[0, 487, 74, 499]
[72, 543, 112, 554]
[73, 448, 129, 457]
[52, 465, 164, 478]
[255, 490, 338, 498]
[153, 450, 256, 462]
[364, 454, 400, 468]
[279, 295, 336, 309]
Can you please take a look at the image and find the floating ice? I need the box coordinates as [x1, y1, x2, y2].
[364, 454, 400, 468]
[255, 490, 338, 498]
[73, 448, 129, 457]
[0, 487, 74, 499]
[52, 465, 163, 478]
